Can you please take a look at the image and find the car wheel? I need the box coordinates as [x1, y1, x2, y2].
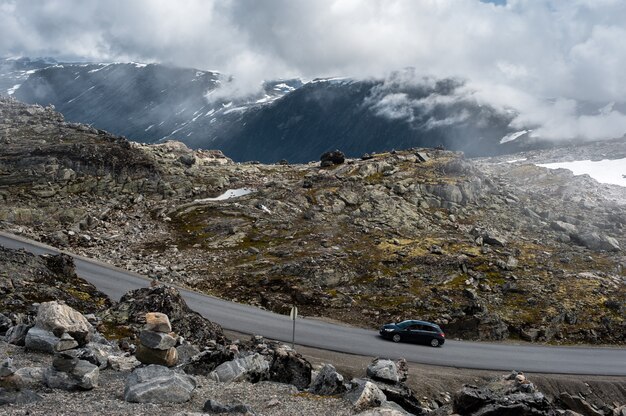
[430, 338, 440, 347]
[392, 334, 401, 343]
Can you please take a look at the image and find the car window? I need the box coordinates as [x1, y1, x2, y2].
[423, 325, 438, 332]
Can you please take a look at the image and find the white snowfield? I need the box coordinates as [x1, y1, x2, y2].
[537, 158, 626, 187]
[194, 188, 255, 203]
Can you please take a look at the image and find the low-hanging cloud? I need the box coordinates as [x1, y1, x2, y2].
[1, 0, 626, 142]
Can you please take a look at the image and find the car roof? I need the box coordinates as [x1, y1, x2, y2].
[398, 320, 440, 327]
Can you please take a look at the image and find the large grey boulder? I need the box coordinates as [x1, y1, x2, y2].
[366, 358, 401, 383]
[124, 365, 196, 404]
[346, 379, 386, 411]
[34, 301, 94, 345]
[209, 353, 269, 383]
[308, 363, 346, 396]
[25, 327, 60, 353]
[572, 232, 621, 252]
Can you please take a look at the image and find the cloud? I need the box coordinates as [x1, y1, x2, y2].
[1, 0, 626, 141]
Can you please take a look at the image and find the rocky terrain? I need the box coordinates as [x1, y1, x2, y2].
[0, 97, 625, 347]
[1, 247, 624, 415]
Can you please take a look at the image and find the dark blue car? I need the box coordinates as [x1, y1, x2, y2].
[379, 320, 445, 347]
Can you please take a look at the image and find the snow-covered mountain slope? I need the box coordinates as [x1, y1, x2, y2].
[0, 57, 58, 96]
[13, 62, 302, 148]
[7, 60, 541, 162]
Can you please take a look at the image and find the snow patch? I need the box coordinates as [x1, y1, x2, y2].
[260, 205, 272, 215]
[7, 84, 20, 95]
[537, 158, 626, 187]
[500, 130, 529, 144]
[194, 188, 256, 203]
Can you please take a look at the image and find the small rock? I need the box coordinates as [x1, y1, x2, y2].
[320, 150, 346, 167]
[14, 367, 45, 388]
[54, 333, 79, 352]
[34, 301, 93, 346]
[139, 330, 177, 350]
[135, 344, 179, 367]
[0, 389, 42, 406]
[108, 355, 141, 371]
[203, 399, 254, 414]
[25, 327, 60, 353]
[144, 312, 172, 333]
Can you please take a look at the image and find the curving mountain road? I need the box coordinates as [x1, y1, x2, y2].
[2, 231, 625, 376]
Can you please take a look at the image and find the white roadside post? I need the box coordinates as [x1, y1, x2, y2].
[289, 305, 298, 349]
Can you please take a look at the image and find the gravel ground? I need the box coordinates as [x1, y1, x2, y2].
[1, 341, 354, 416]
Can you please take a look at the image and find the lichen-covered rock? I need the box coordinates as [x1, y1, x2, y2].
[144, 312, 172, 333]
[99, 285, 224, 346]
[124, 365, 196, 404]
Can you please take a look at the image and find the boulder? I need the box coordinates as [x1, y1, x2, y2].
[346, 379, 386, 411]
[44, 358, 99, 390]
[54, 332, 79, 352]
[139, 330, 177, 350]
[0, 389, 42, 406]
[108, 355, 141, 372]
[144, 312, 172, 333]
[572, 232, 621, 252]
[203, 399, 254, 414]
[370, 380, 426, 415]
[181, 347, 236, 376]
[453, 374, 555, 416]
[4, 324, 32, 346]
[209, 353, 269, 383]
[559, 392, 603, 416]
[25, 327, 60, 353]
[308, 364, 346, 396]
[135, 344, 178, 367]
[100, 285, 224, 346]
[0, 359, 14, 378]
[320, 150, 346, 167]
[367, 358, 401, 383]
[124, 365, 196, 404]
[0, 313, 11, 335]
[550, 221, 578, 234]
[34, 301, 93, 345]
[268, 346, 312, 390]
[14, 367, 45, 388]
[176, 343, 201, 365]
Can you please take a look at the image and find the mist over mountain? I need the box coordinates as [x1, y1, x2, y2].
[5, 59, 534, 162]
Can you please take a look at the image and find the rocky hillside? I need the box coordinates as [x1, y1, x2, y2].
[1, 247, 623, 415]
[0, 97, 624, 346]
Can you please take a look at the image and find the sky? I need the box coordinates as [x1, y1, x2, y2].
[1, 0, 626, 142]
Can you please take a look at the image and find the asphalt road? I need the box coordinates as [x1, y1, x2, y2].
[2, 232, 625, 376]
